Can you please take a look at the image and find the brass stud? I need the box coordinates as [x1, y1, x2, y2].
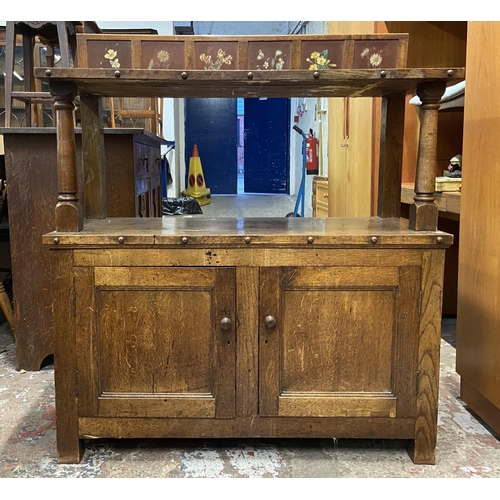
[247, 72, 254, 80]
[181, 72, 188, 80]
[53, 237, 59, 244]
[244, 237, 251, 244]
[45, 69, 52, 77]
[380, 70, 387, 78]
[371, 236, 378, 244]
[437, 236, 443, 244]
[307, 236, 314, 244]
[181, 236, 188, 244]
[447, 69, 454, 77]
[313, 71, 320, 79]
[117, 236, 124, 244]
[114, 70, 121, 78]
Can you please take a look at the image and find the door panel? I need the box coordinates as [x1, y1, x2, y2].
[184, 98, 238, 194]
[244, 98, 290, 194]
[259, 265, 420, 418]
[76, 266, 236, 419]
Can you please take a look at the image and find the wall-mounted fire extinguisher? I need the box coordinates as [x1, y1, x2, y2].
[306, 129, 319, 175]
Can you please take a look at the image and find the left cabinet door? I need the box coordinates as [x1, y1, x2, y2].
[75, 266, 236, 419]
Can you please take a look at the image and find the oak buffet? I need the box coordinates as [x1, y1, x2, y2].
[34, 33, 464, 465]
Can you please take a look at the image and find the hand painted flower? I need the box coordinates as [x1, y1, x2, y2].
[257, 50, 265, 60]
[275, 50, 283, 57]
[110, 59, 120, 69]
[309, 64, 318, 70]
[311, 51, 320, 59]
[316, 56, 327, 66]
[263, 60, 269, 69]
[157, 50, 170, 62]
[218, 49, 225, 58]
[275, 58, 284, 70]
[223, 55, 233, 65]
[369, 53, 383, 67]
[104, 49, 117, 60]
[361, 48, 369, 57]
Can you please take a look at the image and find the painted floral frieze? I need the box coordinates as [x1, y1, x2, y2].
[360, 47, 383, 68]
[256, 49, 286, 70]
[353, 41, 399, 69]
[199, 49, 233, 70]
[148, 50, 171, 69]
[104, 48, 120, 69]
[306, 50, 337, 70]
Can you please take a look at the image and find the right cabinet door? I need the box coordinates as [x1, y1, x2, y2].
[259, 265, 421, 419]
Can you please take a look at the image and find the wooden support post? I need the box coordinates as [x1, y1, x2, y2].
[377, 93, 406, 218]
[409, 81, 446, 231]
[4, 22, 15, 127]
[50, 81, 83, 232]
[80, 94, 107, 219]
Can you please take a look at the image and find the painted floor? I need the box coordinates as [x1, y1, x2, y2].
[1, 317, 500, 480]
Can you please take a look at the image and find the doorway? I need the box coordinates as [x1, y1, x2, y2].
[184, 97, 290, 195]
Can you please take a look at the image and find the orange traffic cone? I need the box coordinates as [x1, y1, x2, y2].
[182, 144, 211, 206]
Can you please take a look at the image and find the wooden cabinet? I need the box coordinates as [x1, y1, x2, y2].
[36, 33, 463, 465]
[48, 218, 445, 464]
[312, 176, 329, 217]
[0, 127, 166, 371]
[456, 22, 500, 437]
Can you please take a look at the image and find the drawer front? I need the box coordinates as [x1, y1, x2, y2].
[315, 202, 329, 218]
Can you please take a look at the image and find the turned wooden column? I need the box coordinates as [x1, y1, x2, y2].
[409, 80, 446, 231]
[50, 81, 83, 232]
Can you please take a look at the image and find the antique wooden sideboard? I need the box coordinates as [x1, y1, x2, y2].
[34, 33, 464, 465]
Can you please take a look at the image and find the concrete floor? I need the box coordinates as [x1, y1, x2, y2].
[1, 195, 499, 481]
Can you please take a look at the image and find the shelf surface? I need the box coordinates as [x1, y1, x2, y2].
[34, 68, 465, 99]
[43, 216, 453, 247]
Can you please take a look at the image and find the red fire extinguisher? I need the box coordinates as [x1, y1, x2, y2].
[306, 129, 319, 175]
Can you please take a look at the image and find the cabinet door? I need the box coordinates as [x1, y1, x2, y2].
[259, 265, 420, 418]
[76, 266, 236, 419]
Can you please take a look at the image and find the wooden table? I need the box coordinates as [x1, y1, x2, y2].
[34, 33, 464, 465]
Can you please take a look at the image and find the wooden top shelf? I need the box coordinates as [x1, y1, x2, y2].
[34, 68, 465, 99]
[43, 216, 453, 247]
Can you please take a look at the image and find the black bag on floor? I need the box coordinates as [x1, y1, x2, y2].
[162, 196, 203, 216]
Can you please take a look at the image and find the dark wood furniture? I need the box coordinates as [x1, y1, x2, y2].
[35, 33, 464, 465]
[1, 127, 166, 371]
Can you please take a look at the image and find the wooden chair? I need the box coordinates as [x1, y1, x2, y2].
[4, 21, 100, 127]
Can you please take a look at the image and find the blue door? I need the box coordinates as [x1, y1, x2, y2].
[243, 98, 290, 194]
[184, 98, 238, 194]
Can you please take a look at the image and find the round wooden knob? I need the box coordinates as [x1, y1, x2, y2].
[323, 193, 328, 198]
[247, 72, 254, 80]
[45, 69, 52, 77]
[371, 236, 378, 244]
[220, 317, 232, 331]
[181, 236, 188, 244]
[181, 72, 188, 80]
[244, 237, 251, 244]
[307, 236, 314, 244]
[313, 71, 320, 79]
[117, 236, 125, 244]
[437, 236, 443, 244]
[53, 237, 60, 244]
[114, 70, 121, 78]
[265, 315, 277, 329]
[447, 69, 454, 77]
[380, 70, 387, 78]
